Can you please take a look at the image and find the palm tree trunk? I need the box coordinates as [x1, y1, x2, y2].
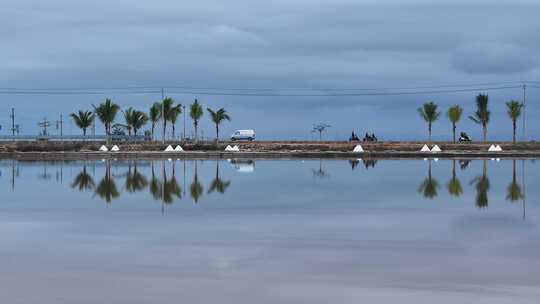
[513, 120, 516, 144]
[452, 123, 456, 143]
[151, 123, 155, 141]
[163, 121, 167, 143]
[428, 122, 432, 143]
[172, 125, 175, 140]
[483, 124, 487, 143]
[216, 124, 219, 143]
[194, 122, 198, 142]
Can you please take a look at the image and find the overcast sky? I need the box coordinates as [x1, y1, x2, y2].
[1, 0, 539, 140]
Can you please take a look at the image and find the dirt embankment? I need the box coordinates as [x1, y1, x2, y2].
[1, 140, 539, 153]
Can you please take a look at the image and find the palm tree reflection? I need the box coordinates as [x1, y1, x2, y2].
[190, 160, 204, 203]
[418, 160, 439, 199]
[94, 160, 119, 204]
[447, 159, 463, 197]
[506, 159, 523, 203]
[470, 160, 490, 209]
[208, 160, 231, 194]
[125, 161, 148, 193]
[71, 164, 95, 191]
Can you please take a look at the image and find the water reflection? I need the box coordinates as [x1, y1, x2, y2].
[94, 160, 120, 204]
[125, 161, 148, 193]
[447, 160, 463, 197]
[71, 164, 95, 191]
[0, 158, 533, 212]
[208, 161, 231, 194]
[418, 160, 440, 199]
[470, 160, 490, 208]
[506, 159, 523, 203]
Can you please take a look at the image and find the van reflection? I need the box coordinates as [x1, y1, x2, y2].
[229, 159, 255, 173]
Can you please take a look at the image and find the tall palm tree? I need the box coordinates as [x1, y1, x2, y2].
[447, 160, 463, 197]
[190, 99, 204, 141]
[93, 98, 120, 143]
[506, 159, 523, 203]
[447, 105, 463, 143]
[505, 100, 523, 144]
[207, 108, 231, 142]
[169, 104, 182, 140]
[149, 102, 162, 140]
[469, 94, 490, 143]
[161, 97, 181, 142]
[70, 110, 95, 137]
[418, 101, 440, 143]
[123, 108, 148, 137]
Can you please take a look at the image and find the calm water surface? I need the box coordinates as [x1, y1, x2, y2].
[0, 158, 539, 303]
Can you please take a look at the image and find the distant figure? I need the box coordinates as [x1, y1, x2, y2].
[349, 131, 359, 142]
[459, 132, 471, 142]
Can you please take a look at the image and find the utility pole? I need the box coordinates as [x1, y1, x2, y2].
[56, 114, 64, 137]
[38, 118, 51, 136]
[10, 108, 15, 137]
[522, 83, 526, 140]
[183, 104, 186, 141]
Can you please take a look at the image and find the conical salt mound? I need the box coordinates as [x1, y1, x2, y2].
[431, 145, 442, 152]
[99, 145, 108, 152]
[174, 145, 184, 152]
[225, 145, 234, 151]
[164, 145, 174, 152]
[111, 145, 120, 152]
[488, 144, 497, 152]
[420, 144, 430, 152]
[495, 145, 503, 151]
[353, 145, 364, 153]
[232, 145, 240, 151]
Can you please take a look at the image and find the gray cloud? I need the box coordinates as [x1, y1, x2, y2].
[1, 0, 540, 140]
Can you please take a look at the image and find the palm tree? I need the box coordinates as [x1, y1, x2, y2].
[207, 108, 231, 142]
[70, 110, 95, 137]
[311, 123, 331, 141]
[93, 99, 120, 143]
[149, 102, 162, 140]
[469, 94, 490, 143]
[123, 108, 148, 137]
[190, 99, 204, 141]
[505, 100, 523, 144]
[418, 102, 440, 143]
[160, 97, 181, 142]
[169, 104, 182, 140]
[418, 160, 439, 199]
[447, 105, 463, 143]
[447, 160, 463, 197]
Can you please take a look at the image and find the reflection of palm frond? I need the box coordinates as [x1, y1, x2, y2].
[94, 175, 119, 203]
[506, 182, 523, 202]
[208, 178, 231, 194]
[163, 177, 182, 204]
[125, 166, 148, 192]
[418, 177, 439, 199]
[71, 167, 95, 191]
[470, 175, 490, 209]
[447, 177, 462, 197]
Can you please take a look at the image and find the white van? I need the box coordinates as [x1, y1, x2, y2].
[231, 129, 255, 141]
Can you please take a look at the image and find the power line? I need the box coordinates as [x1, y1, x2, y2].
[0, 85, 523, 97]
